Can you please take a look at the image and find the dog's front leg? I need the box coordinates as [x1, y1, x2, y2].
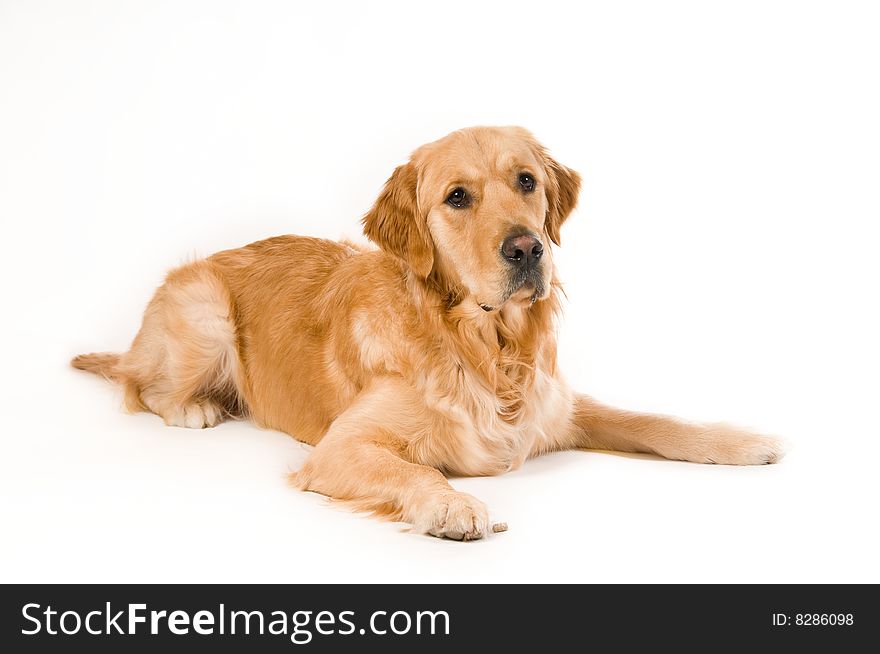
[563, 394, 787, 465]
[292, 381, 489, 540]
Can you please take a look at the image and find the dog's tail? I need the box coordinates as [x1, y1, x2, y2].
[71, 351, 145, 412]
[71, 352, 122, 381]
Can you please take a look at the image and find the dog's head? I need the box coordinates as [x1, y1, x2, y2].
[363, 126, 581, 310]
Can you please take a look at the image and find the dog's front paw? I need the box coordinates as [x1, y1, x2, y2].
[685, 424, 789, 465]
[414, 491, 489, 541]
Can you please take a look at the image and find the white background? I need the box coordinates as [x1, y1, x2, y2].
[1, 0, 878, 583]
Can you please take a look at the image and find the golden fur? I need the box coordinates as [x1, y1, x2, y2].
[73, 126, 785, 540]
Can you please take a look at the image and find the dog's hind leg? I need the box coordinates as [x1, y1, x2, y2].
[73, 260, 243, 428]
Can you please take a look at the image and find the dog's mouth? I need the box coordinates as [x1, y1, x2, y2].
[479, 270, 547, 312]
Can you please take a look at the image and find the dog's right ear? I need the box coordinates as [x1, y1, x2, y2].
[362, 163, 434, 278]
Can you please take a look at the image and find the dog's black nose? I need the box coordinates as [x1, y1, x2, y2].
[501, 233, 543, 267]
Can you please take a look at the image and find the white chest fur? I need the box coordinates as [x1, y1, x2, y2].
[417, 364, 574, 476]
[350, 304, 574, 476]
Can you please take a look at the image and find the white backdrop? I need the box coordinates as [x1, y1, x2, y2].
[1, 0, 878, 583]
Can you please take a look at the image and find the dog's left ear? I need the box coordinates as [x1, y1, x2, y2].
[542, 153, 582, 247]
[362, 162, 434, 278]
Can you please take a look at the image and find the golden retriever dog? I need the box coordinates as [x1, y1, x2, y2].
[73, 126, 785, 540]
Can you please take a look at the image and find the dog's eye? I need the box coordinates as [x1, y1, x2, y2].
[445, 187, 470, 209]
[519, 173, 536, 193]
